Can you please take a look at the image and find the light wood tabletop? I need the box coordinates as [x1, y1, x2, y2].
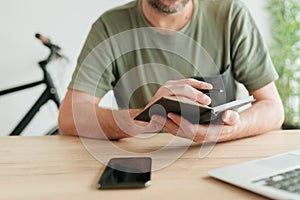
[1, 130, 300, 200]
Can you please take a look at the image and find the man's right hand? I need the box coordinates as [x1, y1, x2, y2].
[146, 78, 213, 107]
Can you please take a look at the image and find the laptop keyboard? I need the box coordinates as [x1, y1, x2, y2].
[253, 167, 300, 194]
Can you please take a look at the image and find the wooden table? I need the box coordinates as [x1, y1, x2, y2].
[1, 130, 300, 200]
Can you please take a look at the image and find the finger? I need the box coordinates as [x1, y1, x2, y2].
[194, 88, 212, 105]
[134, 121, 161, 133]
[222, 110, 240, 125]
[167, 113, 184, 125]
[150, 115, 167, 127]
[162, 119, 182, 136]
[185, 78, 213, 90]
[168, 113, 227, 143]
[135, 115, 165, 133]
[163, 84, 211, 105]
[151, 115, 179, 136]
[165, 79, 213, 90]
[167, 113, 199, 141]
[184, 79, 213, 105]
[147, 120, 164, 132]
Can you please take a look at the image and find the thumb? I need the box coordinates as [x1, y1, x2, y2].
[145, 115, 166, 132]
[222, 110, 240, 125]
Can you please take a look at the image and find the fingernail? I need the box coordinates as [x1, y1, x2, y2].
[224, 112, 231, 121]
[204, 95, 211, 104]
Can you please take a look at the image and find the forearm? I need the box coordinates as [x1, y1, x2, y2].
[58, 102, 144, 139]
[58, 89, 164, 139]
[225, 99, 284, 141]
[216, 82, 284, 142]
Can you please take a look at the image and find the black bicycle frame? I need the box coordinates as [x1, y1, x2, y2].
[0, 36, 63, 136]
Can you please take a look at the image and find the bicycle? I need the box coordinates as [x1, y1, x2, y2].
[0, 33, 68, 136]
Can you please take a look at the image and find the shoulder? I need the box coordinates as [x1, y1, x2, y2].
[199, 0, 248, 13]
[101, 1, 137, 20]
[196, 0, 252, 31]
[92, 1, 139, 33]
[201, 0, 254, 29]
[201, 0, 246, 7]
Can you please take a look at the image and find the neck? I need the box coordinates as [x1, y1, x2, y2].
[141, 0, 194, 31]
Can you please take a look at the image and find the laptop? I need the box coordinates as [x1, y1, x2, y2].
[208, 149, 300, 200]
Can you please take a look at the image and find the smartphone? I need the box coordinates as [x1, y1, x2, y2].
[97, 157, 152, 189]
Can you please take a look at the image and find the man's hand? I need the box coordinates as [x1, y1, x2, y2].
[146, 78, 213, 107]
[149, 82, 284, 144]
[151, 110, 241, 143]
[144, 78, 241, 143]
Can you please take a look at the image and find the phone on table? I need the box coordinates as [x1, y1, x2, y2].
[97, 157, 152, 189]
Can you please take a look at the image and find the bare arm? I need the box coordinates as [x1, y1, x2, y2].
[231, 82, 284, 139]
[153, 82, 284, 143]
[58, 89, 161, 139]
[58, 79, 213, 139]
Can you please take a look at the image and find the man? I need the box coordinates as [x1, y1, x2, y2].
[58, 0, 284, 143]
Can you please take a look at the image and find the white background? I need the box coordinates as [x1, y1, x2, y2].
[0, 0, 272, 136]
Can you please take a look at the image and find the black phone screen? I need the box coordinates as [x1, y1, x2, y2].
[97, 157, 152, 189]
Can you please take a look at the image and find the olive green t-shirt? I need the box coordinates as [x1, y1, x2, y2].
[69, 0, 278, 109]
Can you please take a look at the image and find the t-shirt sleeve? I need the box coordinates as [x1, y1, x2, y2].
[230, 2, 278, 92]
[68, 18, 116, 98]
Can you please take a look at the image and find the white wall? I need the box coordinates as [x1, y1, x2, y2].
[0, 0, 271, 136]
[0, 0, 129, 136]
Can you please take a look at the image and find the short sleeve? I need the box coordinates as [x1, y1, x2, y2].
[230, 2, 278, 92]
[68, 18, 116, 98]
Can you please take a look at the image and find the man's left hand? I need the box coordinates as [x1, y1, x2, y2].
[151, 110, 240, 143]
